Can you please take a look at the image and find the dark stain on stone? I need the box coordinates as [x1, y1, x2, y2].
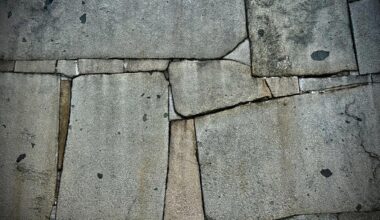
[1, 124, 6, 128]
[153, 187, 158, 191]
[156, 95, 161, 99]
[16, 154, 26, 163]
[356, 203, 362, 211]
[320, 169, 332, 178]
[258, 29, 265, 37]
[311, 50, 330, 61]
[117, 131, 121, 135]
[147, 96, 151, 99]
[82, 1, 85, 4]
[141, 93, 145, 97]
[7, 11, 12, 18]
[97, 173, 103, 179]
[143, 114, 148, 122]
[6, 98, 10, 102]
[80, 14, 86, 24]
[163, 113, 168, 118]
[22, 38, 27, 42]
[345, 120, 350, 124]
[44, 0, 54, 9]
[31, 143, 35, 148]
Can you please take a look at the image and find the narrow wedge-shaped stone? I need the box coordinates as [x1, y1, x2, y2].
[14, 60, 56, 73]
[223, 39, 251, 66]
[299, 75, 370, 92]
[169, 60, 270, 116]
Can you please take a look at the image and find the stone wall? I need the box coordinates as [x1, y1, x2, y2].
[0, 0, 379, 219]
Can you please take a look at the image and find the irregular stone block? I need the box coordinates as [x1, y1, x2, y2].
[195, 84, 380, 219]
[0, 0, 246, 59]
[339, 211, 380, 220]
[248, 0, 356, 76]
[350, 0, 380, 74]
[223, 39, 251, 66]
[0, 60, 15, 71]
[125, 59, 169, 72]
[57, 60, 79, 77]
[284, 214, 337, 220]
[164, 120, 204, 220]
[372, 73, 380, 83]
[0, 73, 59, 219]
[169, 87, 183, 121]
[169, 60, 271, 116]
[78, 59, 124, 74]
[265, 76, 299, 97]
[14, 60, 56, 73]
[299, 75, 370, 92]
[57, 72, 169, 219]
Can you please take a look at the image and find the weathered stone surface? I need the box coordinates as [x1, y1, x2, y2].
[266, 77, 299, 97]
[223, 39, 251, 66]
[124, 59, 170, 72]
[0, 0, 246, 59]
[0, 73, 59, 219]
[169, 87, 183, 121]
[78, 59, 124, 74]
[57, 60, 79, 77]
[373, 74, 380, 83]
[284, 214, 337, 220]
[350, 0, 380, 74]
[339, 211, 380, 220]
[248, 0, 356, 76]
[14, 60, 56, 73]
[299, 75, 370, 92]
[0, 60, 15, 71]
[57, 72, 169, 219]
[169, 60, 271, 116]
[164, 120, 204, 220]
[195, 84, 380, 219]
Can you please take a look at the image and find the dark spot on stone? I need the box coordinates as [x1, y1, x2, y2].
[345, 120, 351, 124]
[16, 154, 26, 163]
[97, 173, 103, 179]
[43, 0, 53, 9]
[311, 50, 330, 61]
[258, 29, 265, 37]
[307, 193, 310, 196]
[356, 203, 362, 211]
[80, 14, 86, 24]
[79, 128, 83, 131]
[269, 201, 274, 205]
[117, 131, 121, 135]
[71, 105, 75, 108]
[82, 1, 85, 4]
[22, 38, 27, 42]
[163, 113, 168, 118]
[147, 96, 151, 99]
[6, 98, 10, 102]
[69, 125, 72, 130]
[1, 124, 6, 128]
[141, 93, 145, 97]
[320, 169, 332, 178]
[143, 114, 148, 122]
[153, 187, 158, 191]
[156, 95, 161, 99]
[7, 11, 12, 18]
[31, 143, 35, 148]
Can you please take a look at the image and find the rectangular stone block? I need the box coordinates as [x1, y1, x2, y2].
[0, 60, 15, 71]
[57, 72, 169, 219]
[195, 84, 380, 219]
[14, 60, 56, 73]
[169, 60, 271, 117]
[350, 0, 380, 74]
[164, 120, 204, 220]
[78, 59, 124, 74]
[265, 77, 299, 97]
[57, 60, 79, 77]
[299, 75, 370, 92]
[0, 73, 59, 219]
[248, 0, 357, 76]
[124, 59, 170, 72]
[169, 87, 183, 121]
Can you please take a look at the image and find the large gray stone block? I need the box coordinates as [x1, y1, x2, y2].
[0, 0, 246, 60]
[195, 84, 380, 219]
[350, 0, 380, 74]
[57, 72, 169, 219]
[169, 60, 271, 117]
[248, 0, 356, 76]
[0, 73, 59, 219]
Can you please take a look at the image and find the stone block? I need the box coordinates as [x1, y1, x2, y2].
[265, 77, 299, 97]
[57, 60, 79, 77]
[299, 75, 370, 92]
[124, 59, 169, 72]
[14, 60, 56, 73]
[78, 59, 124, 74]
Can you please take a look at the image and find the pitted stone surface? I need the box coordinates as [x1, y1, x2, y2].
[14, 60, 56, 73]
[195, 84, 380, 219]
[0, 0, 246, 60]
[350, 0, 380, 74]
[57, 60, 79, 77]
[0, 60, 14, 71]
[164, 120, 204, 220]
[0, 73, 59, 220]
[223, 39, 251, 66]
[57, 72, 169, 219]
[265, 77, 299, 97]
[124, 59, 169, 72]
[299, 75, 370, 92]
[169, 60, 271, 116]
[78, 59, 124, 74]
[248, 0, 356, 76]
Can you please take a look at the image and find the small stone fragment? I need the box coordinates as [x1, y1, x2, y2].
[14, 60, 56, 73]
[124, 59, 169, 72]
[299, 75, 370, 92]
[57, 60, 79, 77]
[78, 59, 124, 74]
[223, 39, 251, 66]
[265, 77, 299, 97]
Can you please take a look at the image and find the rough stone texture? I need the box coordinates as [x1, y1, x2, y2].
[372, 74, 380, 83]
[195, 84, 380, 219]
[339, 211, 380, 220]
[223, 39, 251, 66]
[124, 59, 170, 72]
[57, 72, 169, 219]
[0, 60, 15, 71]
[169, 87, 183, 121]
[284, 214, 337, 220]
[169, 60, 271, 116]
[78, 59, 124, 74]
[299, 75, 370, 92]
[0, 0, 246, 60]
[0, 73, 59, 219]
[350, 0, 380, 74]
[248, 0, 356, 76]
[265, 77, 299, 97]
[57, 60, 79, 77]
[164, 120, 204, 220]
[14, 60, 56, 73]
